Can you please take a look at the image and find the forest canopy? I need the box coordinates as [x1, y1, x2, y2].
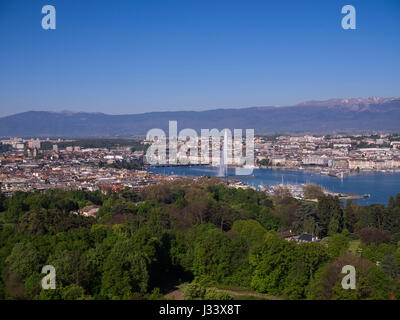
[0, 179, 399, 300]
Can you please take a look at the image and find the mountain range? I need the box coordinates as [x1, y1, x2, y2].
[0, 97, 399, 137]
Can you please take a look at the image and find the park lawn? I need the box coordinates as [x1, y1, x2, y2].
[171, 283, 282, 300]
[349, 240, 361, 254]
[232, 295, 269, 300]
[215, 284, 282, 300]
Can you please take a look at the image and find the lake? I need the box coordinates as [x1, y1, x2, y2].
[148, 166, 400, 206]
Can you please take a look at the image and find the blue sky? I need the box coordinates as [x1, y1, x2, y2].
[0, 0, 399, 116]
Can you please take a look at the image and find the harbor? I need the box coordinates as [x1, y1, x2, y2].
[148, 166, 400, 205]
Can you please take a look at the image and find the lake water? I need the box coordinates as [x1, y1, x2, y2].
[148, 166, 400, 206]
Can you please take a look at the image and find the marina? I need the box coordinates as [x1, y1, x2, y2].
[148, 166, 400, 205]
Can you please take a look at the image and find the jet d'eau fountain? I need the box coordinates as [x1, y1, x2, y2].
[217, 131, 228, 177]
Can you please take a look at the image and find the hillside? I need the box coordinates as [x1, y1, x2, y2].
[0, 97, 399, 137]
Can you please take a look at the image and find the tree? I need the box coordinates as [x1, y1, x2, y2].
[6, 242, 43, 279]
[204, 287, 233, 300]
[272, 186, 293, 206]
[36, 288, 62, 300]
[120, 189, 141, 203]
[259, 159, 271, 167]
[192, 226, 234, 284]
[359, 243, 395, 263]
[183, 283, 232, 300]
[306, 252, 391, 300]
[297, 242, 329, 279]
[328, 218, 341, 236]
[343, 200, 358, 233]
[61, 284, 86, 300]
[231, 220, 266, 248]
[293, 203, 320, 236]
[249, 232, 297, 295]
[4, 191, 29, 223]
[0, 186, 6, 212]
[47, 250, 90, 287]
[359, 227, 391, 245]
[389, 196, 396, 209]
[283, 260, 309, 299]
[183, 282, 206, 300]
[0, 280, 5, 299]
[303, 185, 324, 200]
[382, 253, 398, 279]
[327, 234, 349, 259]
[18, 209, 95, 235]
[396, 194, 400, 208]
[24, 273, 42, 298]
[284, 242, 329, 299]
[384, 206, 400, 236]
[317, 195, 343, 237]
[100, 241, 149, 299]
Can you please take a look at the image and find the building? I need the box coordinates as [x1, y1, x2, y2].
[391, 142, 400, 149]
[15, 143, 25, 150]
[303, 154, 329, 166]
[293, 233, 319, 243]
[271, 155, 287, 166]
[28, 139, 41, 150]
[79, 205, 99, 217]
[278, 231, 319, 243]
[332, 158, 349, 169]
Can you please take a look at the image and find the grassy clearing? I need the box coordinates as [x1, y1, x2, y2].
[349, 240, 361, 254]
[215, 284, 252, 292]
[233, 295, 269, 300]
[215, 285, 282, 300]
[165, 283, 282, 301]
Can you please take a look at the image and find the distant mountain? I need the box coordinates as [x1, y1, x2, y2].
[0, 97, 399, 137]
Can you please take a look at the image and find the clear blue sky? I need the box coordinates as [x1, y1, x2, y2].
[0, 0, 399, 117]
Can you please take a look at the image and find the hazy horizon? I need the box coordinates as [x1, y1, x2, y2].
[1, 95, 400, 118]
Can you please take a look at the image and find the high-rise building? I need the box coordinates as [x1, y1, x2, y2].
[28, 139, 41, 150]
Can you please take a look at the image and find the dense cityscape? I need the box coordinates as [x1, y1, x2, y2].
[1, 134, 399, 197]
